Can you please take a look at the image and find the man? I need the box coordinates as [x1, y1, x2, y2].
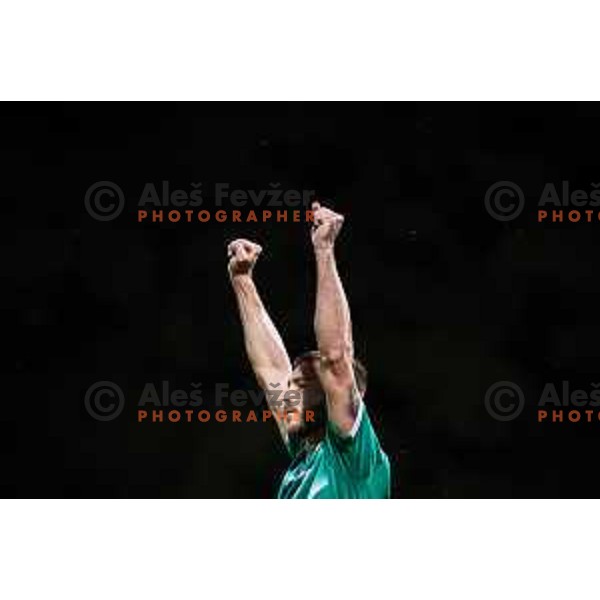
[228, 202, 390, 499]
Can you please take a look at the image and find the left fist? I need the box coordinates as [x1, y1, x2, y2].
[311, 202, 344, 250]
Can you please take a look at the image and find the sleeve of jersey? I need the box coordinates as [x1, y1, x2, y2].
[326, 401, 386, 478]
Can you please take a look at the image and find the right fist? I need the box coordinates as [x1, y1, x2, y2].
[227, 239, 263, 277]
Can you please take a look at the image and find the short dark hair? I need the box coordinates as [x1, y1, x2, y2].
[292, 350, 368, 395]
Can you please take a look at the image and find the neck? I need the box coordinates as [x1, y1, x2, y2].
[295, 423, 325, 451]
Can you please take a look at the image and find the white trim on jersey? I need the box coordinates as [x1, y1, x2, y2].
[347, 397, 364, 439]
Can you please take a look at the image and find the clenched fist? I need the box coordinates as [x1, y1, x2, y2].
[311, 202, 344, 250]
[227, 238, 263, 278]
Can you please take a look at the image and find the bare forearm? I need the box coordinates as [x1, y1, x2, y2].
[314, 247, 353, 360]
[231, 274, 291, 381]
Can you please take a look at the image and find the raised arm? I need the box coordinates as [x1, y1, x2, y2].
[228, 239, 292, 439]
[311, 203, 360, 435]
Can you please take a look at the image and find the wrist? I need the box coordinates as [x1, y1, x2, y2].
[230, 272, 254, 287]
[313, 244, 335, 258]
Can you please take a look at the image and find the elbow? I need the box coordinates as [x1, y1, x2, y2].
[318, 342, 353, 365]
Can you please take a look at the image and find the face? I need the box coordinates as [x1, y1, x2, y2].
[285, 356, 325, 435]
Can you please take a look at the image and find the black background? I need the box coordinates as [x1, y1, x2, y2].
[6, 102, 600, 498]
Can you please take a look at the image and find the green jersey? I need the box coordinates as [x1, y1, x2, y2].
[277, 401, 390, 499]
